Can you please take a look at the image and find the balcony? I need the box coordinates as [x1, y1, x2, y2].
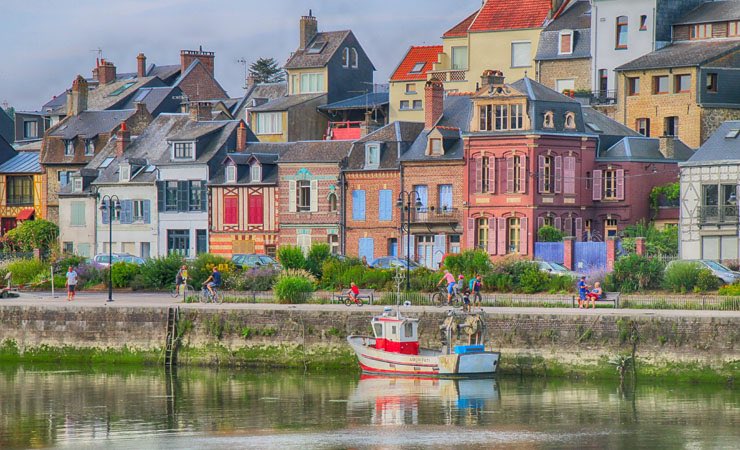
[699, 205, 739, 225]
[427, 70, 467, 83]
[409, 207, 461, 224]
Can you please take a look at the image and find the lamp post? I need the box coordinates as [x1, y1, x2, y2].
[99, 195, 121, 302]
[396, 190, 422, 291]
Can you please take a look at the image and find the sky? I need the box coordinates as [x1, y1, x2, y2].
[0, 0, 482, 111]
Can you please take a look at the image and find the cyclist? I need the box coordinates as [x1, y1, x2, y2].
[175, 265, 188, 297]
[437, 270, 456, 305]
[203, 266, 222, 299]
[348, 282, 361, 305]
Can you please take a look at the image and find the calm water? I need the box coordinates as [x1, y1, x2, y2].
[0, 365, 737, 450]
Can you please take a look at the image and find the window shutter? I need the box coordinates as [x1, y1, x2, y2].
[433, 234, 445, 269]
[497, 217, 507, 255]
[489, 157, 496, 193]
[488, 218, 497, 255]
[102, 201, 110, 224]
[564, 217, 573, 236]
[575, 217, 583, 242]
[352, 190, 365, 220]
[538, 155, 545, 193]
[518, 155, 527, 193]
[310, 180, 319, 212]
[564, 156, 576, 194]
[520, 217, 528, 255]
[592, 170, 603, 201]
[474, 157, 482, 193]
[378, 190, 392, 221]
[402, 235, 415, 259]
[121, 200, 132, 224]
[201, 184, 208, 212]
[224, 197, 238, 224]
[506, 157, 514, 193]
[143, 200, 151, 224]
[616, 169, 625, 200]
[177, 181, 188, 212]
[288, 180, 297, 212]
[554, 156, 562, 194]
[555, 216, 562, 230]
[157, 181, 164, 212]
[537, 216, 544, 230]
[249, 194, 264, 225]
[466, 217, 476, 249]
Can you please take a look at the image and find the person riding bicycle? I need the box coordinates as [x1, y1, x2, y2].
[175, 265, 188, 297]
[348, 282, 361, 304]
[437, 270, 456, 304]
[203, 266, 221, 297]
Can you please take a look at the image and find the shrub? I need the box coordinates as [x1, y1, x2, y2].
[75, 263, 103, 287]
[274, 276, 314, 304]
[110, 262, 141, 288]
[537, 225, 564, 242]
[305, 243, 331, 278]
[226, 267, 279, 291]
[609, 254, 664, 293]
[696, 269, 720, 292]
[361, 268, 394, 290]
[663, 261, 702, 293]
[718, 283, 740, 296]
[277, 245, 306, 270]
[548, 275, 575, 293]
[53, 255, 87, 274]
[442, 250, 492, 278]
[189, 253, 234, 286]
[408, 268, 439, 292]
[321, 257, 363, 290]
[481, 273, 513, 292]
[138, 254, 184, 289]
[518, 265, 550, 293]
[0, 259, 48, 285]
[3, 219, 59, 253]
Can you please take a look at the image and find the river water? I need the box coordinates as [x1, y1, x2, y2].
[0, 364, 737, 449]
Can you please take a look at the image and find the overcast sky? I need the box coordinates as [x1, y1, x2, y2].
[0, 0, 481, 111]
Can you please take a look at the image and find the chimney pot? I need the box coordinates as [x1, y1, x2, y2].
[137, 53, 147, 78]
[424, 80, 444, 130]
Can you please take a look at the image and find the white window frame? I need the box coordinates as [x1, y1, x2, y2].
[73, 177, 83, 192]
[64, 140, 74, 156]
[255, 112, 283, 135]
[410, 62, 425, 73]
[297, 180, 312, 212]
[342, 47, 350, 68]
[250, 164, 261, 182]
[23, 120, 38, 139]
[558, 30, 574, 55]
[226, 165, 236, 183]
[119, 165, 130, 182]
[350, 48, 359, 68]
[365, 143, 380, 168]
[132, 199, 145, 222]
[85, 139, 95, 156]
[172, 141, 195, 160]
[511, 41, 532, 68]
[412, 100, 422, 110]
[451, 46, 468, 70]
[300, 72, 325, 94]
[400, 100, 410, 111]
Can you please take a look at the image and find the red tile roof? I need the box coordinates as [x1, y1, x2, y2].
[446, 0, 552, 36]
[390, 45, 443, 82]
[443, 12, 477, 38]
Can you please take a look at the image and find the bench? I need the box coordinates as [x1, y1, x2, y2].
[333, 289, 375, 305]
[572, 292, 621, 308]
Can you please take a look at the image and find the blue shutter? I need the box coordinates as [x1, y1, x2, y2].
[157, 182, 165, 212]
[359, 238, 374, 262]
[143, 200, 151, 224]
[378, 190, 392, 221]
[121, 200, 133, 224]
[352, 190, 366, 220]
[101, 200, 110, 224]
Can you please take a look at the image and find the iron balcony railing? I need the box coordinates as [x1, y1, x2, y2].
[699, 205, 739, 225]
[410, 207, 460, 223]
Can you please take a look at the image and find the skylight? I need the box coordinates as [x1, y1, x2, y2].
[410, 62, 426, 73]
[144, 165, 156, 173]
[133, 89, 150, 102]
[586, 122, 603, 133]
[306, 41, 326, 54]
[99, 157, 114, 168]
[109, 82, 136, 96]
[725, 129, 740, 139]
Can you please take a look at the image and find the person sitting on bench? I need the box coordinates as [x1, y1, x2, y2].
[585, 282, 603, 309]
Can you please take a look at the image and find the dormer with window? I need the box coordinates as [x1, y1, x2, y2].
[250, 164, 262, 183]
[170, 141, 195, 161]
[365, 143, 380, 168]
[85, 139, 95, 156]
[225, 164, 237, 183]
[64, 139, 75, 156]
[543, 111, 554, 129]
[564, 112, 576, 130]
[558, 30, 574, 55]
[119, 162, 131, 182]
[425, 127, 454, 156]
[72, 174, 83, 193]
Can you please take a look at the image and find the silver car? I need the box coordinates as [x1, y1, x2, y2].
[537, 261, 579, 278]
[666, 260, 740, 284]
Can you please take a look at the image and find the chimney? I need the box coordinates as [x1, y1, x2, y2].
[236, 122, 247, 151]
[67, 75, 89, 116]
[424, 80, 444, 130]
[116, 122, 130, 157]
[659, 136, 676, 159]
[480, 70, 506, 89]
[96, 59, 117, 84]
[137, 53, 147, 78]
[246, 73, 257, 90]
[180, 46, 215, 76]
[361, 110, 373, 137]
[189, 101, 212, 122]
[299, 11, 318, 50]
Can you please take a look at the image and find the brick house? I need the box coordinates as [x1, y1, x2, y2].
[615, 1, 740, 149]
[343, 121, 424, 261]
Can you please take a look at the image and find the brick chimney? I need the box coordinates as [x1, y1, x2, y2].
[480, 70, 505, 89]
[246, 73, 256, 90]
[425, 80, 444, 130]
[95, 59, 117, 84]
[67, 75, 89, 116]
[181, 46, 215, 76]
[137, 53, 147, 78]
[299, 11, 318, 50]
[659, 136, 676, 159]
[189, 101, 212, 122]
[116, 122, 130, 157]
[236, 121, 247, 151]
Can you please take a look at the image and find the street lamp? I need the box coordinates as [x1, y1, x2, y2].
[396, 190, 423, 291]
[99, 195, 121, 302]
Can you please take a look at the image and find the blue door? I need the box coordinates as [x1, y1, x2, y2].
[359, 238, 374, 263]
[389, 238, 398, 257]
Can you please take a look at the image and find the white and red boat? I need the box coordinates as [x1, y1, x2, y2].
[347, 308, 500, 377]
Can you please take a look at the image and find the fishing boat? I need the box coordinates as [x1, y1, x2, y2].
[347, 307, 500, 377]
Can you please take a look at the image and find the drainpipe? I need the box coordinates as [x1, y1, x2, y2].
[340, 167, 346, 256]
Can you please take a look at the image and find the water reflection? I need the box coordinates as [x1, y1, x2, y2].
[0, 364, 737, 449]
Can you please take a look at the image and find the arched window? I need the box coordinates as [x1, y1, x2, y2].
[564, 112, 576, 129]
[350, 48, 358, 68]
[507, 217, 521, 254]
[341, 47, 349, 68]
[328, 192, 338, 212]
[543, 111, 554, 128]
[475, 217, 489, 250]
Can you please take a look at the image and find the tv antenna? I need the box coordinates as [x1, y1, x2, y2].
[236, 57, 249, 90]
[90, 47, 103, 60]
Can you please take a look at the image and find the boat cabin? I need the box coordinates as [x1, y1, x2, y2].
[372, 313, 419, 355]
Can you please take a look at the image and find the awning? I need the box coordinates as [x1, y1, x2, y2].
[16, 208, 35, 220]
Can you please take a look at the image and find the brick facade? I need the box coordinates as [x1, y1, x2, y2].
[538, 58, 591, 93]
[345, 170, 401, 260]
[177, 60, 228, 101]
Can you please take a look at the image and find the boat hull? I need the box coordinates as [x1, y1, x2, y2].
[348, 336, 499, 377]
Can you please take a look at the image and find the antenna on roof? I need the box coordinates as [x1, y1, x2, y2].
[236, 57, 249, 91]
[90, 47, 103, 60]
[309, 9, 312, 16]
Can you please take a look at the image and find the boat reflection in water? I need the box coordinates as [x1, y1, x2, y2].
[348, 375, 500, 426]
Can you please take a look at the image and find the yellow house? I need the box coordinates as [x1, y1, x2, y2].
[389, 45, 443, 122]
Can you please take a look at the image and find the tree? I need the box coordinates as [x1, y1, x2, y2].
[3, 219, 59, 253]
[249, 57, 285, 84]
[537, 225, 564, 242]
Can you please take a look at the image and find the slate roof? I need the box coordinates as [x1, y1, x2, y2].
[0, 151, 41, 173]
[0, 136, 16, 165]
[444, 12, 478, 37]
[346, 122, 425, 171]
[318, 92, 389, 111]
[402, 95, 471, 162]
[250, 93, 325, 112]
[117, 86, 181, 115]
[47, 109, 136, 141]
[616, 39, 740, 71]
[509, 77, 580, 102]
[278, 141, 353, 164]
[598, 137, 693, 162]
[146, 64, 181, 82]
[469, 0, 551, 32]
[173, 59, 229, 99]
[582, 106, 640, 137]
[284, 30, 351, 69]
[681, 120, 740, 166]
[390, 46, 443, 82]
[211, 151, 283, 185]
[674, 1, 740, 25]
[535, 1, 591, 61]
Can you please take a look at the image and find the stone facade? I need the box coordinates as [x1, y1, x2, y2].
[538, 58, 591, 93]
[701, 108, 740, 147]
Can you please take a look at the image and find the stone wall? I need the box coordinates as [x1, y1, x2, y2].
[538, 58, 591, 92]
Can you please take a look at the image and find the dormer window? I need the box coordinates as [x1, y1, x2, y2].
[64, 140, 74, 156]
[226, 165, 236, 183]
[543, 111, 554, 128]
[564, 112, 576, 129]
[85, 139, 95, 156]
[429, 138, 443, 156]
[119, 164, 130, 182]
[250, 164, 261, 182]
[365, 143, 380, 168]
[172, 142, 194, 160]
[479, 104, 524, 131]
[73, 177, 83, 193]
[558, 30, 573, 55]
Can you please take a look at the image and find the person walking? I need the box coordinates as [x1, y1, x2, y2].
[175, 265, 188, 297]
[65, 266, 78, 301]
[469, 274, 483, 309]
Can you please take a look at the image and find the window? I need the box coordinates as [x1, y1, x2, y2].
[507, 217, 521, 254]
[604, 170, 618, 199]
[449, 235, 461, 254]
[438, 184, 453, 211]
[352, 189, 366, 220]
[85, 140, 95, 156]
[110, 201, 121, 222]
[189, 181, 205, 211]
[167, 230, 190, 257]
[653, 76, 668, 94]
[405, 83, 416, 94]
[328, 234, 340, 254]
[226, 165, 236, 183]
[564, 112, 576, 129]
[513, 156, 523, 193]
[730, 21, 740, 37]
[306, 41, 326, 54]
[23, 121, 38, 139]
[410, 62, 425, 73]
[640, 15, 648, 31]
[365, 143, 380, 168]
[297, 180, 311, 212]
[119, 165, 130, 182]
[429, 138, 442, 155]
[412, 100, 422, 110]
[480, 104, 525, 131]
[628, 77, 640, 95]
[707, 73, 718, 93]
[328, 192, 338, 212]
[690, 24, 712, 39]
[291, 74, 299, 95]
[58, 170, 70, 187]
[674, 74, 691, 93]
[73, 177, 83, 192]
[255, 112, 283, 134]
[451, 46, 468, 70]
[541, 156, 554, 193]
[248, 194, 263, 225]
[556, 79, 575, 93]
[481, 157, 490, 193]
[616, 16, 628, 49]
[476, 217, 489, 250]
[250, 165, 261, 182]
[223, 196, 238, 224]
[196, 230, 207, 255]
[173, 142, 194, 159]
[559, 31, 573, 55]
[605, 218, 618, 237]
[543, 216, 554, 227]
[300, 73, 324, 93]
[6, 176, 32, 206]
[63, 242, 73, 254]
[164, 181, 178, 212]
[70, 201, 86, 226]
[598, 69, 608, 94]
[64, 140, 74, 156]
[341, 47, 349, 67]
[350, 48, 358, 68]
[543, 111, 554, 128]
[100, 157, 114, 169]
[511, 42, 531, 68]
[636, 118, 650, 136]
[132, 200, 145, 222]
[510, 104, 523, 130]
[110, 82, 136, 96]
[400, 100, 410, 110]
[665, 116, 679, 137]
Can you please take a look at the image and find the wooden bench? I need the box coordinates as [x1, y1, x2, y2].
[333, 289, 375, 305]
[572, 292, 621, 308]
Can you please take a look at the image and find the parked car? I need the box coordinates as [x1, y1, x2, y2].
[232, 254, 282, 270]
[666, 260, 740, 285]
[92, 253, 142, 268]
[370, 256, 422, 271]
[537, 261, 580, 278]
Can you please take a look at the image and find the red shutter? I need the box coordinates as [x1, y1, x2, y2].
[489, 157, 496, 193]
[506, 157, 514, 193]
[487, 217, 497, 255]
[518, 156, 527, 193]
[466, 217, 476, 249]
[538, 155, 545, 193]
[471, 157, 479, 194]
[616, 169, 625, 200]
[249, 194, 264, 225]
[520, 217, 528, 255]
[564, 156, 576, 195]
[575, 217, 583, 242]
[497, 217, 507, 255]
[554, 216, 562, 231]
[224, 196, 238, 224]
[564, 217, 573, 236]
[592, 170, 603, 201]
[554, 156, 562, 194]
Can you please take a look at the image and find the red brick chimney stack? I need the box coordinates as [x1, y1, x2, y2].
[300, 11, 318, 50]
[116, 122, 130, 157]
[67, 75, 89, 116]
[96, 59, 117, 84]
[181, 46, 215, 77]
[189, 101, 212, 122]
[137, 53, 147, 78]
[237, 122, 247, 151]
[424, 80, 444, 130]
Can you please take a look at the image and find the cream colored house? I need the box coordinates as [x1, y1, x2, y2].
[389, 46, 442, 123]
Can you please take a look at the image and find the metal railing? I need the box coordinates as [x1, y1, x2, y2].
[410, 207, 460, 223]
[699, 205, 739, 225]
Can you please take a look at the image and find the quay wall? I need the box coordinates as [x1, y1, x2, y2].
[0, 305, 738, 381]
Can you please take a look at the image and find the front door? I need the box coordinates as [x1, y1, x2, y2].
[416, 235, 435, 268]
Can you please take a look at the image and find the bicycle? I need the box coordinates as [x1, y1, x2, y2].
[431, 285, 463, 308]
[170, 283, 194, 299]
[344, 294, 363, 307]
[199, 284, 223, 304]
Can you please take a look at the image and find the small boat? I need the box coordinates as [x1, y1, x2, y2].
[347, 307, 500, 377]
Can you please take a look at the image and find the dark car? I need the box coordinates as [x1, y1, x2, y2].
[369, 256, 422, 271]
[232, 254, 282, 270]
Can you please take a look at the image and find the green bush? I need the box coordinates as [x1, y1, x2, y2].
[609, 254, 664, 293]
[518, 265, 550, 293]
[537, 225, 564, 242]
[663, 261, 702, 293]
[110, 262, 141, 288]
[306, 243, 331, 278]
[54, 255, 87, 274]
[138, 254, 184, 289]
[3, 219, 59, 253]
[481, 272, 513, 292]
[718, 283, 740, 296]
[548, 275, 575, 293]
[408, 268, 440, 292]
[442, 250, 492, 278]
[361, 268, 394, 290]
[29, 272, 67, 290]
[274, 275, 314, 304]
[621, 220, 678, 256]
[321, 257, 363, 290]
[189, 253, 234, 286]
[277, 245, 306, 270]
[225, 267, 278, 291]
[696, 269, 720, 292]
[0, 259, 48, 285]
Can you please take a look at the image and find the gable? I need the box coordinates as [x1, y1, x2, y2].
[176, 61, 228, 101]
